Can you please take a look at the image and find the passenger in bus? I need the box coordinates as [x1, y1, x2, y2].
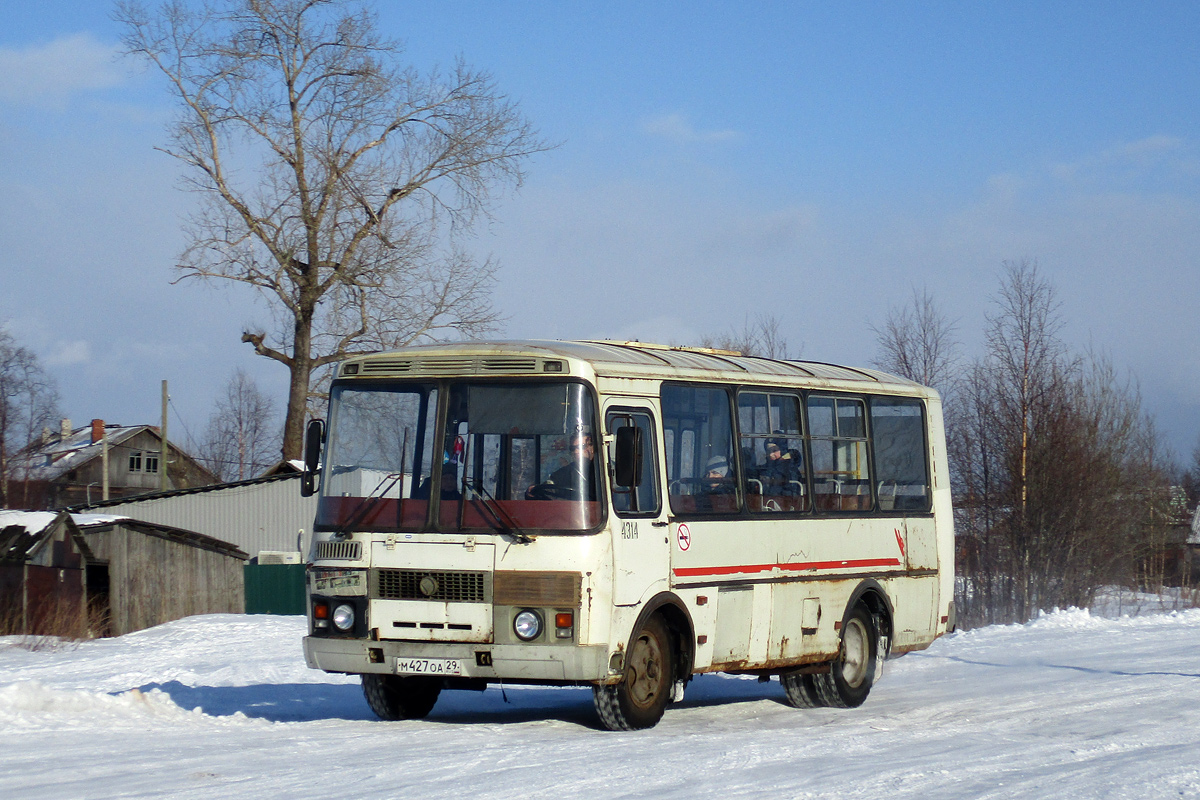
[695, 455, 736, 511]
[759, 437, 800, 493]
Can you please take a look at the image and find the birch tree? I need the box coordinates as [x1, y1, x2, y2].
[197, 368, 280, 481]
[0, 328, 61, 507]
[871, 286, 960, 393]
[953, 262, 1170, 626]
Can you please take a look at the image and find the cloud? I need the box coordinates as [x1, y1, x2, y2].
[0, 34, 128, 109]
[641, 113, 740, 144]
[1050, 134, 1200, 186]
[44, 339, 92, 367]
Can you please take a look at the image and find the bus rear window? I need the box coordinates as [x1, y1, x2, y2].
[870, 397, 930, 511]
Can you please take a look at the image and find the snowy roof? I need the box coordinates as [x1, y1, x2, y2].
[0, 507, 242, 561]
[259, 459, 305, 477]
[71, 513, 132, 528]
[7, 424, 154, 482]
[0, 509, 60, 536]
[0, 510, 130, 536]
[0, 509, 89, 562]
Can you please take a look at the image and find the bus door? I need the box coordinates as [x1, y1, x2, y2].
[605, 404, 668, 607]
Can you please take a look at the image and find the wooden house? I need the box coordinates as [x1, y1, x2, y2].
[4, 418, 217, 510]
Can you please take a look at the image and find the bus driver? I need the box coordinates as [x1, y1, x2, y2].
[528, 431, 598, 501]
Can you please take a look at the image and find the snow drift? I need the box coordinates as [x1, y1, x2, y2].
[2, 608, 1199, 799]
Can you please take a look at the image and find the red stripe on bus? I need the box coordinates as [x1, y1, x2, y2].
[673, 557, 903, 578]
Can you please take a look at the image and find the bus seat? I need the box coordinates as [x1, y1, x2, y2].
[878, 480, 897, 511]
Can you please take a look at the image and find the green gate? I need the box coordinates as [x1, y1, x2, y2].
[244, 563, 306, 615]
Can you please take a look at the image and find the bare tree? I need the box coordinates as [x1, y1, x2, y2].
[698, 314, 797, 359]
[197, 368, 280, 482]
[117, 0, 548, 458]
[1179, 435, 1200, 510]
[953, 261, 1071, 623]
[984, 260, 1069, 522]
[0, 327, 61, 507]
[952, 262, 1172, 627]
[871, 286, 960, 393]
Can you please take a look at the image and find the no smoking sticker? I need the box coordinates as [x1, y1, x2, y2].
[676, 523, 691, 551]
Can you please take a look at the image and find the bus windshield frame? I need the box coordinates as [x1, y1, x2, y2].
[315, 378, 605, 535]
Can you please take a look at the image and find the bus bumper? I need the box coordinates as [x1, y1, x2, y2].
[304, 636, 611, 683]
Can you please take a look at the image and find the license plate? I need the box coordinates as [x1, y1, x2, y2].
[395, 658, 464, 676]
[313, 571, 364, 593]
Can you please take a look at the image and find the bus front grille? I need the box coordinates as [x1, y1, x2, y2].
[315, 541, 363, 560]
[372, 569, 489, 603]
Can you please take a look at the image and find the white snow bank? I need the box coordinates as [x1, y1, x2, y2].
[0, 681, 237, 729]
[2, 610, 1200, 799]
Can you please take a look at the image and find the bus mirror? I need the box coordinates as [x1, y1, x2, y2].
[301, 419, 325, 497]
[614, 426, 643, 487]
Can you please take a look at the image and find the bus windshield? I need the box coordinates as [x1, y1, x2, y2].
[316, 380, 602, 534]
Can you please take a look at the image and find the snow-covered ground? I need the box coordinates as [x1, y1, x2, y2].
[3, 607, 1199, 800]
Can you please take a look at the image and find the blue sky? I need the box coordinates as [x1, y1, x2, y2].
[2, 1, 1199, 461]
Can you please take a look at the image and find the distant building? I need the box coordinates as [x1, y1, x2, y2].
[1187, 506, 1200, 583]
[5, 418, 217, 511]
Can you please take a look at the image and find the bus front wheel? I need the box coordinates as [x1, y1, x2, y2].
[593, 615, 674, 730]
[811, 604, 878, 708]
[362, 674, 441, 720]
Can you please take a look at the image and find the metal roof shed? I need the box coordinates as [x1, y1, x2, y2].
[0, 510, 93, 636]
[74, 518, 248, 636]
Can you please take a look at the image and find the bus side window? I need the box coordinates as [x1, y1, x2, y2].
[607, 410, 661, 516]
[737, 391, 808, 513]
[661, 384, 738, 515]
[807, 396, 872, 512]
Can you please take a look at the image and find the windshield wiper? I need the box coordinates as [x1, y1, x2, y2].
[469, 482, 533, 544]
[334, 429, 410, 538]
[335, 471, 403, 539]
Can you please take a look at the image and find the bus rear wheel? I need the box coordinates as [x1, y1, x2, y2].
[593, 615, 673, 730]
[811, 604, 878, 708]
[780, 671, 824, 708]
[362, 674, 441, 720]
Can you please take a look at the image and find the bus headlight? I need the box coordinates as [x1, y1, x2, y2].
[332, 603, 356, 632]
[513, 609, 542, 641]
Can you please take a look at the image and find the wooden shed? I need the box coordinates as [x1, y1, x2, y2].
[0, 511, 93, 636]
[74, 516, 248, 636]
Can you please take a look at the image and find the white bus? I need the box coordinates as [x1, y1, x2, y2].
[301, 340, 954, 730]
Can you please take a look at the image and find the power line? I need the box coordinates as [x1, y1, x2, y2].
[168, 397, 201, 452]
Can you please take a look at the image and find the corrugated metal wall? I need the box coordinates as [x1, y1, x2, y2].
[91, 477, 318, 560]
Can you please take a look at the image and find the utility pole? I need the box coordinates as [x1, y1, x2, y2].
[161, 380, 169, 492]
[101, 429, 109, 501]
